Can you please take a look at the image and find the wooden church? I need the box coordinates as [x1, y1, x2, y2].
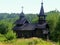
[13, 0, 49, 39]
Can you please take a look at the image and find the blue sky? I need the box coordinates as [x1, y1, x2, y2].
[0, 0, 60, 14]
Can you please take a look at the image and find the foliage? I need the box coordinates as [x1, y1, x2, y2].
[0, 23, 8, 34]
[46, 10, 60, 42]
[5, 30, 16, 40]
[54, 16, 60, 41]
[0, 19, 16, 41]
[0, 34, 7, 42]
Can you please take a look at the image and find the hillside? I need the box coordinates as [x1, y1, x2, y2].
[0, 37, 59, 45]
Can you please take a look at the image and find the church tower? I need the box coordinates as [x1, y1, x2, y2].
[39, 0, 46, 24]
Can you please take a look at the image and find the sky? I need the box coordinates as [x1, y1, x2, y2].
[0, 0, 60, 14]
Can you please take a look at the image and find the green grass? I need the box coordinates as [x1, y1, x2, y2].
[0, 37, 59, 45]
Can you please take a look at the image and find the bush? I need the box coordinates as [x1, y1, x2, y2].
[0, 34, 7, 42]
[5, 30, 16, 40]
[0, 24, 8, 34]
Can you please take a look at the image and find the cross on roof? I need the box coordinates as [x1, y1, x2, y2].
[21, 6, 24, 12]
[41, 0, 43, 4]
[42, 0, 43, 3]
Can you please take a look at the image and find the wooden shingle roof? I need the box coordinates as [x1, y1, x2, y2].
[15, 17, 29, 24]
[36, 23, 47, 29]
[14, 24, 36, 31]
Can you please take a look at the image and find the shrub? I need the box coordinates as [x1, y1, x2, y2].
[5, 30, 16, 40]
[0, 34, 7, 42]
[0, 24, 8, 34]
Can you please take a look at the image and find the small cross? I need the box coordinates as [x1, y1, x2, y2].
[41, 0, 43, 4]
[42, 0, 43, 3]
[22, 6, 23, 9]
[21, 6, 24, 12]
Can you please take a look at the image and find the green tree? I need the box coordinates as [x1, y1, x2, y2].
[0, 23, 8, 34]
[54, 16, 60, 41]
[46, 10, 59, 41]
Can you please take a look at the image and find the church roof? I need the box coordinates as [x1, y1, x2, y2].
[14, 24, 36, 30]
[36, 23, 47, 29]
[15, 17, 29, 24]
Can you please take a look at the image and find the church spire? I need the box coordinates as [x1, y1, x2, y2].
[38, 0, 46, 24]
[39, 0, 44, 16]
